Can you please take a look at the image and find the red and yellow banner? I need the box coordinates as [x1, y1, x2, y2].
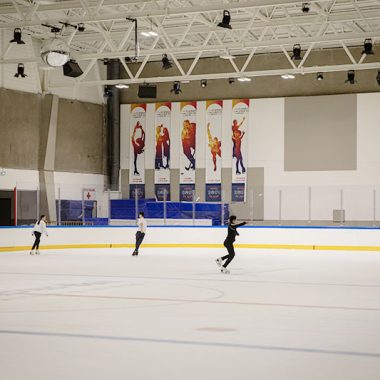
[205, 100, 223, 201]
[231, 99, 249, 202]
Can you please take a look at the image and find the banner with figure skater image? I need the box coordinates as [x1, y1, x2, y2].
[129, 104, 146, 199]
[231, 99, 249, 202]
[154, 102, 171, 201]
[179, 101, 197, 201]
[205, 100, 223, 202]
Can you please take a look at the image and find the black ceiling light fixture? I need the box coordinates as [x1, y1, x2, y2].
[302, 3, 310, 13]
[376, 70, 380, 86]
[201, 79, 207, 88]
[10, 28, 25, 44]
[14, 63, 27, 78]
[77, 23, 85, 32]
[104, 86, 113, 98]
[228, 78, 235, 84]
[345, 70, 356, 84]
[217, 10, 232, 29]
[162, 54, 172, 70]
[171, 81, 182, 95]
[63, 59, 83, 77]
[291, 44, 302, 60]
[316, 72, 324, 81]
[362, 38, 374, 55]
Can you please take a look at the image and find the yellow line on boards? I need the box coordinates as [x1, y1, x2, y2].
[2, 243, 380, 252]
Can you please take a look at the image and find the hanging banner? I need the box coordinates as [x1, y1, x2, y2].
[154, 102, 171, 201]
[179, 101, 197, 201]
[129, 104, 146, 199]
[205, 100, 223, 202]
[231, 99, 249, 202]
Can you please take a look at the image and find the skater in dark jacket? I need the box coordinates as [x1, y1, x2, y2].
[216, 215, 246, 273]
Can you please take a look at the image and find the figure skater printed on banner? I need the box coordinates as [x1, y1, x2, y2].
[232, 117, 246, 174]
[155, 125, 171, 170]
[131, 121, 145, 175]
[181, 119, 196, 170]
[155, 125, 164, 169]
[30, 215, 48, 255]
[207, 122, 221, 171]
[162, 127, 170, 169]
[215, 215, 246, 274]
[132, 212, 147, 256]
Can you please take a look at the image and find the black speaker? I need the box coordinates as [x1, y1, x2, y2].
[138, 84, 157, 98]
[63, 60, 83, 78]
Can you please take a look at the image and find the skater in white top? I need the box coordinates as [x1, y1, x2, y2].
[30, 215, 48, 255]
[132, 212, 147, 256]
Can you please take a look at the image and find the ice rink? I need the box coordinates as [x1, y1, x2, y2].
[1, 248, 380, 380]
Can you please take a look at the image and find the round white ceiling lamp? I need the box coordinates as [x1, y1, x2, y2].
[237, 76, 251, 82]
[281, 73, 295, 79]
[41, 37, 70, 67]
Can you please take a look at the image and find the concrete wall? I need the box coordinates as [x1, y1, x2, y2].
[0, 88, 107, 223]
[0, 88, 105, 174]
[120, 47, 380, 104]
[55, 99, 104, 174]
[0, 89, 46, 169]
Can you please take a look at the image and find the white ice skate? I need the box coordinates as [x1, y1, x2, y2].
[35, 250, 40, 255]
[221, 267, 230, 274]
[215, 258, 223, 267]
[29, 250, 34, 255]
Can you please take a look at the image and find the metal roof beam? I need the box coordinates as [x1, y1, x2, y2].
[0, 0, 336, 28]
[47, 61, 380, 87]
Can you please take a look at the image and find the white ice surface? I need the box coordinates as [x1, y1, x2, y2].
[0, 248, 380, 380]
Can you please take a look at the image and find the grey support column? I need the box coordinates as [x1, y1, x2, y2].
[39, 95, 59, 222]
[107, 60, 120, 191]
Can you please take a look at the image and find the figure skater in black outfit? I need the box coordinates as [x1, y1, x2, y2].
[216, 215, 246, 273]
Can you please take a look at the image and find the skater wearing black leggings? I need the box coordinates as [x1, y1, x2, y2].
[216, 215, 246, 273]
[30, 215, 48, 255]
[132, 212, 147, 256]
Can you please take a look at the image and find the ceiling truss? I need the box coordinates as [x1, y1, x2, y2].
[0, 0, 379, 94]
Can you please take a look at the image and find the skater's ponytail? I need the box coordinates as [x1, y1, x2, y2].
[37, 215, 46, 225]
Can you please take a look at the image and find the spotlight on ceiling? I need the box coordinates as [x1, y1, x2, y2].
[217, 10, 232, 29]
[115, 83, 129, 89]
[302, 2, 310, 13]
[376, 70, 380, 86]
[77, 23, 85, 32]
[41, 37, 70, 67]
[345, 70, 356, 84]
[362, 38, 374, 55]
[170, 81, 182, 95]
[316, 72, 324, 81]
[14, 63, 26, 78]
[201, 79, 207, 88]
[104, 86, 112, 98]
[281, 74, 295, 79]
[291, 44, 302, 60]
[162, 54, 172, 70]
[10, 28, 25, 44]
[228, 78, 235, 84]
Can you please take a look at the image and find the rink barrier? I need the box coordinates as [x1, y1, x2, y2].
[2, 226, 380, 253]
[2, 243, 380, 253]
